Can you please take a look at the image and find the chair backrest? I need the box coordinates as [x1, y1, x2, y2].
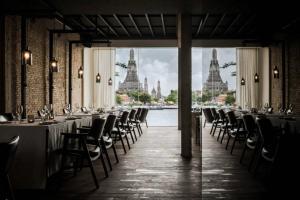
[256, 117, 276, 147]
[226, 110, 237, 125]
[139, 108, 148, 122]
[119, 111, 130, 124]
[218, 109, 226, 121]
[0, 136, 20, 175]
[202, 108, 214, 123]
[242, 114, 257, 134]
[210, 108, 219, 120]
[104, 114, 117, 133]
[135, 108, 142, 120]
[89, 118, 106, 140]
[128, 109, 136, 121]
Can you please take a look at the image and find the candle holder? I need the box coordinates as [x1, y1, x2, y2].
[27, 115, 35, 123]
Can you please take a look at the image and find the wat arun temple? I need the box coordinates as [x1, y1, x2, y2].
[203, 48, 228, 94]
[118, 49, 161, 98]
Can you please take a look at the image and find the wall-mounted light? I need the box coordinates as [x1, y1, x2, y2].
[78, 66, 83, 78]
[273, 65, 279, 78]
[108, 77, 112, 85]
[50, 57, 59, 72]
[96, 73, 101, 83]
[22, 46, 32, 65]
[241, 77, 245, 85]
[254, 73, 259, 83]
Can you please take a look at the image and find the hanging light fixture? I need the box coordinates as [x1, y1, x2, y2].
[241, 77, 245, 85]
[254, 73, 259, 82]
[96, 49, 101, 83]
[108, 47, 113, 86]
[254, 49, 259, 83]
[273, 65, 279, 78]
[22, 46, 32, 65]
[50, 20, 59, 72]
[22, 19, 32, 65]
[78, 66, 83, 79]
[50, 57, 58, 72]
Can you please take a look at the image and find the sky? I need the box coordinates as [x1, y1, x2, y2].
[115, 48, 236, 96]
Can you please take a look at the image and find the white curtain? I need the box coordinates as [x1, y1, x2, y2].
[236, 48, 269, 109]
[83, 48, 116, 110]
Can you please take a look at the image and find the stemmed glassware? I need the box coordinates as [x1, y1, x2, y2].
[15, 104, 23, 121]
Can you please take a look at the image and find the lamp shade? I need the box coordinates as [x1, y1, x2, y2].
[108, 77, 112, 85]
[22, 47, 32, 65]
[49, 57, 59, 72]
[241, 77, 245, 85]
[273, 66, 279, 78]
[96, 73, 101, 83]
[78, 66, 83, 78]
[254, 73, 259, 83]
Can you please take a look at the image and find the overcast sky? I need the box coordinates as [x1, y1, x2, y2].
[115, 48, 236, 96]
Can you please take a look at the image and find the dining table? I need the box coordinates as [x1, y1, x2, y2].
[0, 115, 94, 189]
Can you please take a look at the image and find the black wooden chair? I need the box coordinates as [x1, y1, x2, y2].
[254, 117, 282, 176]
[103, 114, 119, 165]
[0, 136, 20, 200]
[240, 114, 260, 170]
[225, 111, 247, 154]
[139, 108, 149, 128]
[202, 108, 214, 128]
[60, 118, 107, 189]
[111, 111, 131, 152]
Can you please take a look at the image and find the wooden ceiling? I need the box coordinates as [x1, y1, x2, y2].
[3, 0, 300, 41]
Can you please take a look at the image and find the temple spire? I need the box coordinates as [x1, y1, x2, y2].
[130, 48, 134, 60]
[212, 48, 217, 60]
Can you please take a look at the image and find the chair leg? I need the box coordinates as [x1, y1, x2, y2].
[124, 133, 131, 149]
[136, 123, 142, 136]
[226, 135, 231, 149]
[82, 138, 99, 188]
[101, 139, 112, 171]
[203, 119, 206, 128]
[240, 144, 248, 164]
[118, 133, 127, 153]
[209, 123, 215, 135]
[217, 128, 222, 141]
[99, 152, 109, 178]
[6, 175, 15, 200]
[111, 143, 119, 163]
[131, 126, 138, 141]
[128, 129, 135, 144]
[145, 120, 148, 128]
[138, 124, 143, 135]
[230, 136, 238, 154]
[220, 127, 227, 144]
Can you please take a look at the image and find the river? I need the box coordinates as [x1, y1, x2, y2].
[146, 109, 178, 126]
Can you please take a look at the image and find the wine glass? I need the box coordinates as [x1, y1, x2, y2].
[16, 104, 23, 121]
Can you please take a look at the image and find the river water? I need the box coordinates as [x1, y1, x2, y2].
[146, 109, 178, 126]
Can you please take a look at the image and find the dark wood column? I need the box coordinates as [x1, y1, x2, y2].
[21, 16, 27, 118]
[68, 42, 73, 106]
[49, 30, 53, 105]
[177, 13, 192, 158]
[0, 15, 5, 113]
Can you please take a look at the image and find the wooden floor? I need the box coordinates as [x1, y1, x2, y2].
[202, 125, 267, 200]
[16, 126, 202, 199]
[15, 125, 278, 199]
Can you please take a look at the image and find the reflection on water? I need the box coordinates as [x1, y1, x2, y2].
[147, 109, 178, 126]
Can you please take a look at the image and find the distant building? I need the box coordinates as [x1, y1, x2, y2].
[118, 49, 143, 92]
[151, 87, 156, 98]
[156, 80, 161, 99]
[144, 77, 148, 94]
[203, 49, 228, 94]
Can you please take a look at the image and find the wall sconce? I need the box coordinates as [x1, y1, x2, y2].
[241, 77, 245, 85]
[50, 57, 59, 72]
[78, 66, 83, 78]
[108, 77, 112, 85]
[254, 73, 259, 83]
[273, 66, 279, 78]
[22, 46, 32, 65]
[96, 73, 101, 83]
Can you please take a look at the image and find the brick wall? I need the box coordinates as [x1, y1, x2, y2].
[4, 16, 83, 116]
[72, 46, 83, 110]
[287, 39, 300, 114]
[270, 44, 283, 111]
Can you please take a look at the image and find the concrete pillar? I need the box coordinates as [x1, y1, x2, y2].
[177, 13, 192, 158]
